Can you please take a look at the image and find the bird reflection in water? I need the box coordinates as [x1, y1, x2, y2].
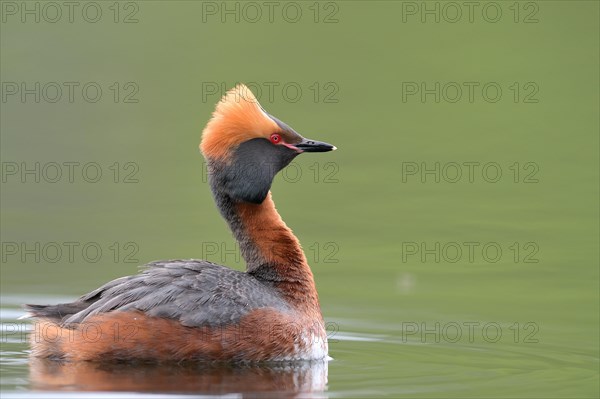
[29, 357, 329, 397]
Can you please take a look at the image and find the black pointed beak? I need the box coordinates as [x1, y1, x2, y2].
[294, 138, 337, 153]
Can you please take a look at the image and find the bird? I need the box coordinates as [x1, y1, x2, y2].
[23, 84, 336, 362]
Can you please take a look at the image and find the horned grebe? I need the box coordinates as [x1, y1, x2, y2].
[24, 84, 336, 362]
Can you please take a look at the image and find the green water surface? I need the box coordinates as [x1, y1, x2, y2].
[1, 1, 598, 397]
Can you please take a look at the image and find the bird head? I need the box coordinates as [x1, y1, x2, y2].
[201, 84, 335, 204]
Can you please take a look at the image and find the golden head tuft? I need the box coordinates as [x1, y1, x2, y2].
[200, 84, 278, 160]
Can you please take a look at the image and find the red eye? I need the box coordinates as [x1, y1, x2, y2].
[270, 133, 281, 144]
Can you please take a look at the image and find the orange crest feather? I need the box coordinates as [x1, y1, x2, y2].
[201, 84, 278, 160]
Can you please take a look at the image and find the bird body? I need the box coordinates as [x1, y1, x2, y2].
[25, 84, 335, 362]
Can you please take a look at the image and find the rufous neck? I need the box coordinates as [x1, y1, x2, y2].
[212, 190, 320, 307]
[235, 194, 306, 270]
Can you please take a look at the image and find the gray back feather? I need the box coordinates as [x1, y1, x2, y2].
[60, 260, 291, 327]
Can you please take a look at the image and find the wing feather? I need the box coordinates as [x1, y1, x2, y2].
[26, 259, 290, 328]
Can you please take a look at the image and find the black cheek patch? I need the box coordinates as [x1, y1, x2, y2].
[223, 163, 272, 204]
[222, 138, 298, 204]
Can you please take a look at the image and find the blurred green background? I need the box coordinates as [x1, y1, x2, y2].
[1, 1, 598, 397]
